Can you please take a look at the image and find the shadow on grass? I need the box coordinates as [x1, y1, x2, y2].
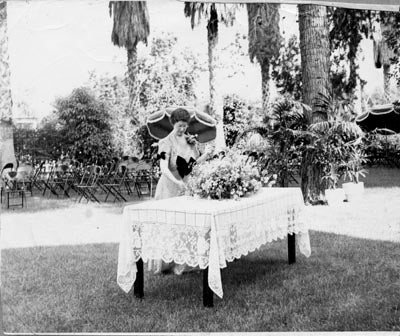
[2, 231, 400, 332]
[345, 167, 400, 189]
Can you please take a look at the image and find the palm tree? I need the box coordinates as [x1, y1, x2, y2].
[0, 0, 16, 170]
[247, 3, 281, 115]
[109, 1, 150, 124]
[298, 4, 331, 204]
[184, 2, 236, 151]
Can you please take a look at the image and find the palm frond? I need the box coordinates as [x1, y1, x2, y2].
[247, 3, 281, 63]
[269, 98, 307, 130]
[309, 121, 332, 134]
[314, 90, 355, 121]
[184, 2, 239, 29]
[110, 1, 150, 49]
[236, 126, 270, 142]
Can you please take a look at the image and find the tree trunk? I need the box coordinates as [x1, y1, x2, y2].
[383, 63, 392, 101]
[127, 47, 139, 125]
[0, 121, 16, 169]
[0, 0, 16, 169]
[126, 47, 143, 157]
[260, 59, 271, 115]
[207, 5, 226, 152]
[298, 4, 330, 204]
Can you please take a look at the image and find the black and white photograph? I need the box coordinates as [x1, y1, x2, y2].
[0, 0, 399, 332]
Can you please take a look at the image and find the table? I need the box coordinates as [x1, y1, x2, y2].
[117, 187, 311, 307]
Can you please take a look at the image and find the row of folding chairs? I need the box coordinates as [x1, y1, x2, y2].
[73, 163, 155, 203]
[1, 159, 158, 205]
[32, 162, 155, 203]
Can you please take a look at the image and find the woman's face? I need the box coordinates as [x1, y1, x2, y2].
[173, 121, 189, 136]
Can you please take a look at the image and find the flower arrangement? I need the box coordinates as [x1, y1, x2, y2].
[186, 150, 263, 200]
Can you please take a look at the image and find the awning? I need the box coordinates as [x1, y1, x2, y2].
[176, 0, 399, 12]
[356, 104, 400, 133]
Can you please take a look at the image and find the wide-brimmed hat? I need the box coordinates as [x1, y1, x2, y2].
[146, 106, 217, 143]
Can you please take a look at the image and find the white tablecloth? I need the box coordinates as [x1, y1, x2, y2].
[117, 188, 311, 298]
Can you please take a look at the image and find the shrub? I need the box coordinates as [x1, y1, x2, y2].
[53, 87, 114, 165]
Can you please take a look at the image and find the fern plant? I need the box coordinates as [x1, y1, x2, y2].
[236, 95, 308, 187]
[309, 92, 366, 188]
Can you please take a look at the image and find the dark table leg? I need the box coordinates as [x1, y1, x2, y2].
[288, 233, 296, 264]
[134, 258, 144, 298]
[203, 267, 214, 308]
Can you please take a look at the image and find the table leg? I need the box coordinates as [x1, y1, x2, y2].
[134, 258, 144, 298]
[288, 233, 296, 264]
[203, 267, 214, 308]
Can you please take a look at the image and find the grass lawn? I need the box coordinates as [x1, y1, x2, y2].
[2, 231, 400, 332]
[1, 166, 400, 332]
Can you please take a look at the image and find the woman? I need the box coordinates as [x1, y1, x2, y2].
[149, 107, 213, 274]
[154, 107, 211, 200]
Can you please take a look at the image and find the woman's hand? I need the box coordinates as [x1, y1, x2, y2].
[204, 144, 215, 159]
[176, 180, 186, 190]
[185, 134, 198, 145]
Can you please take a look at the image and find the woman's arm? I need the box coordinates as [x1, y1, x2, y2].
[159, 157, 185, 188]
[196, 145, 214, 164]
[196, 151, 210, 164]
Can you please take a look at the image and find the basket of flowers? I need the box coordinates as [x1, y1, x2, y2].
[186, 150, 263, 200]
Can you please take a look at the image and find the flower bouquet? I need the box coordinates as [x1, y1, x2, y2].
[186, 150, 263, 200]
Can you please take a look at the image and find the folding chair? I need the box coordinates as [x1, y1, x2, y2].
[75, 165, 101, 203]
[102, 166, 128, 202]
[1, 163, 26, 208]
[41, 166, 60, 198]
[1, 163, 14, 204]
[14, 164, 34, 196]
[47, 164, 74, 198]
[132, 161, 154, 199]
[118, 162, 140, 197]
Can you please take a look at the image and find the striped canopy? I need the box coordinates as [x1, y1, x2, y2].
[176, 0, 399, 11]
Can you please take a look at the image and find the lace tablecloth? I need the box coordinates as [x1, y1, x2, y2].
[117, 187, 311, 298]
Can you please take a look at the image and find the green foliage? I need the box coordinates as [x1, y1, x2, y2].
[328, 8, 371, 99]
[53, 87, 114, 164]
[310, 92, 366, 186]
[13, 115, 64, 163]
[236, 95, 308, 187]
[271, 35, 302, 100]
[222, 94, 261, 148]
[109, 1, 150, 49]
[380, 11, 400, 53]
[87, 33, 201, 157]
[183, 2, 238, 31]
[381, 11, 400, 86]
[219, 32, 248, 79]
[265, 97, 308, 187]
[247, 3, 281, 64]
[236, 92, 368, 190]
[363, 131, 400, 168]
[137, 33, 200, 113]
[86, 72, 133, 157]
